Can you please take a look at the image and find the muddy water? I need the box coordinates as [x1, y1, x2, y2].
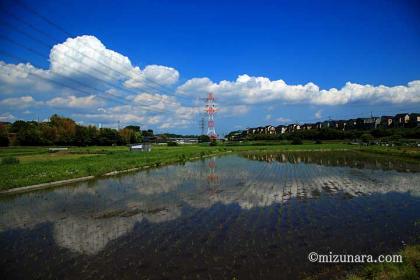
[0, 152, 419, 279]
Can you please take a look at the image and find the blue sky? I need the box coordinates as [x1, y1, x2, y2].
[0, 0, 420, 135]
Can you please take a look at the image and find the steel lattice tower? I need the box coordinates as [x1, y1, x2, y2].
[205, 92, 217, 140]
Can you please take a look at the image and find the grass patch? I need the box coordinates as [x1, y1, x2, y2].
[1, 156, 20, 165]
[347, 245, 420, 280]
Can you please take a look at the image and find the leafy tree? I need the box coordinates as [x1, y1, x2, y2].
[0, 125, 9, 147]
[360, 133, 374, 144]
[291, 137, 303, 145]
[125, 125, 141, 132]
[119, 128, 142, 144]
[50, 114, 76, 144]
[142, 129, 154, 137]
[98, 128, 121, 146]
[10, 120, 28, 133]
[40, 124, 57, 145]
[198, 135, 210, 142]
[16, 123, 44, 145]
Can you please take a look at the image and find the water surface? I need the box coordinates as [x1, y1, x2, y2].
[1, 151, 419, 279]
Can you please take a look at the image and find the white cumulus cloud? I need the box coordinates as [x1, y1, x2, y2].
[1, 34, 420, 133]
[176, 74, 420, 106]
[46, 95, 104, 109]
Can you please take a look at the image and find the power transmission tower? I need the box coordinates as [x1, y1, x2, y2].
[204, 93, 217, 140]
[199, 113, 206, 136]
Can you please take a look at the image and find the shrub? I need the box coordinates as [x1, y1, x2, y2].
[1, 156, 20, 165]
[360, 133, 374, 144]
[209, 141, 218, 146]
[0, 126, 9, 147]
[167, 142, 178, 146]
[315, 139, 322, 144]
[291, 137, 303, 145]
[198, 135, 210, 143]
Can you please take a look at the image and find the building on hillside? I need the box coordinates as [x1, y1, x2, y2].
[380, 116, 393, 128]
[228, 131, 244, 141]
[314, 122, 323, 129]
[321, 121, 332, 128]
[409, 113, 420, 127]
[246, 128, 255, 135]
[286, 124, 300, 133]
[346, 119, 357, 130]
[363, 117, 381, 129]
[394, 113, 410, 128]
[275, 125, 287, 134]
[256, 127, 265, 134]
[264, 125, 276, 134]
[335, 120, 347, 131]
[301, 123, 314, 130]
[237, 112, 419, 138]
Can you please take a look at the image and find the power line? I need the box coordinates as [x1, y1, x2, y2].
[6, 0, 192, 103]
[0, 49, 165, 113]
[0, 32, 172, 113]
[0, 15, 193, 107]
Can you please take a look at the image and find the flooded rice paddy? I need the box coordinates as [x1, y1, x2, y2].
[0, 151, 419, 279]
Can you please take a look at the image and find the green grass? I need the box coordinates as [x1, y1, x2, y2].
[0, 145, 232, 190]
[0, 142, 419, 190]
[357, 146, 420, 161]
[347, 245, 420, 280]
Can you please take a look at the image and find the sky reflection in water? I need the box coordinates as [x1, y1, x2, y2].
[0, 152, 419, 279]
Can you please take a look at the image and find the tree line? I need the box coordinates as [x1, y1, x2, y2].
[0, 114, 150, 147]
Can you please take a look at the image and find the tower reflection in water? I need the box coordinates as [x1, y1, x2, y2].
[206, 157, 221, 196]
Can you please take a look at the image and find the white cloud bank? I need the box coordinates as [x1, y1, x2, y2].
[0, 34, 419, 131]
[176, 75, 420, 106]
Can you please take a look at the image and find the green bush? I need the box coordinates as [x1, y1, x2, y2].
[167, 142, 178, 146]
[0, 126, 9, 147]
[1, 156, 20, 165]
[209, 141, 218, 146]
[315, 139, 322, 144]
[291, 137, 303, 145]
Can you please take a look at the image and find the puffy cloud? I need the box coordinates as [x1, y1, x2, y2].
[49, 35, 132, 81]
[315, 110, 322, 119]
[1, 34, 420, 133]
[124, 65, 179, 89]
[177, 74, 420, 105]
[72, 111, 145, 125]
[46, 95, 104, 109]
[218, 105, 249, 117]
[0, 35, 189, 129]
[0, 61, 53, 94]
[276, 117, 291, 123]
[0, 112, 16, 122]
[0, 96, 42, 108]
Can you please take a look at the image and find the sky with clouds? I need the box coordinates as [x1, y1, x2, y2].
[0, 0, 420, 135]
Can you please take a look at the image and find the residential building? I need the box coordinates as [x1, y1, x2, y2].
[394, 113, 410, 128]
[380, 116, 393, 128]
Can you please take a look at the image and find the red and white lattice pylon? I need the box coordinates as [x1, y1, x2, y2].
[205, 92, 217, 140]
